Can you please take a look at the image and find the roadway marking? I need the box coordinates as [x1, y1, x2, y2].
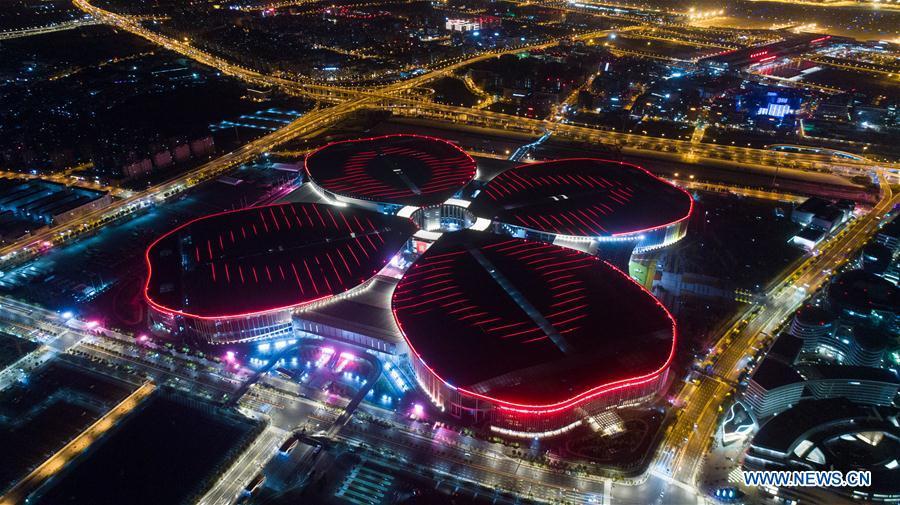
[662, 178, 897, 488]
[197, 424, 288, 505]
[338, 425, 610, 499]
[649, 469, 700, 494]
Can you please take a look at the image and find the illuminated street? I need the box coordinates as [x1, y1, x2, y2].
[1, 0, 898, 503]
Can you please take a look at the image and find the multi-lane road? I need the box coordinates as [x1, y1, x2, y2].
[199, 425, 290, 505]
[72, 0, 900, 180]
[374, 96, 900, 176]
[0, 0, 866, 276]
[0, 0, 616, 271]
[0, 18, 101, 40]
[663, 177, 898, 488]
[0, 99, 361, 267]
[0, 178, 894, 504]
[9, 2, 900, 503]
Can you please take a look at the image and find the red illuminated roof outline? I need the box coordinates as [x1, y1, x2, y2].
[145, 137, 687, 417]
[145, 203, 416, 320]
[392, 230, 676, 414]
[304, 134, 477, 207]
[470, 158, 693, 238]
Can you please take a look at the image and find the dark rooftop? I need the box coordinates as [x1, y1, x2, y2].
[799, 363, 900, 384]
[793, 304, 835, 327]
[751, 398, 874, 454]
[828, 270, 899, 315]
[0, 178, 107, 223]
[751, 357, 803, 390]
[296, 276, 403, 345]
[469, 159, 692, 237]
[767, 335, 803, 365]
[304, 134, 477, 207]
[145, 203, 416, 318]
[878, 215, 900, 241]
[392, 230, 674, 407]
[795, 196, 832, 215]
[748, 398, 900, 495]
[795, 226, 826, 241]
[853, 326, 892, 352]
[700, 34, 827, 68]
[814, 206, 844, 223]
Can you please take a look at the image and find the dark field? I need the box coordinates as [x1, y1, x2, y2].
[0, 360, 134, 492]
[34, 394, 259, 505]
[0, 332, 38, 369]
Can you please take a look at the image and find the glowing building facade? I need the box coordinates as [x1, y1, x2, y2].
[393, 231, 676, 435]
[145, 203, 416, 344]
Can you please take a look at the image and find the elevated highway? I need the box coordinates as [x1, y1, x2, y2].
[0, 18, 101, 40]
[0, 101, 365, 267]
[73, 0, 900, 181]
[369, 94, 900, 176]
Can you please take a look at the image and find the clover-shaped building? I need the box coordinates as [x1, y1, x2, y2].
[146, 134, 692, 434]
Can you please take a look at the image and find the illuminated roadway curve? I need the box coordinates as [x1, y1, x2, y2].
[73, 0, 846, 177]
[46, 2, 900, 496]
[72, 0, 627, 100]
[0, 100, 363, 266]
[0, 382, 156, 505]
[8, 0, 602, 267]
[372, 96, 900, 176]
[662, 175, 897, 488]
[72, 0, 900, 180]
